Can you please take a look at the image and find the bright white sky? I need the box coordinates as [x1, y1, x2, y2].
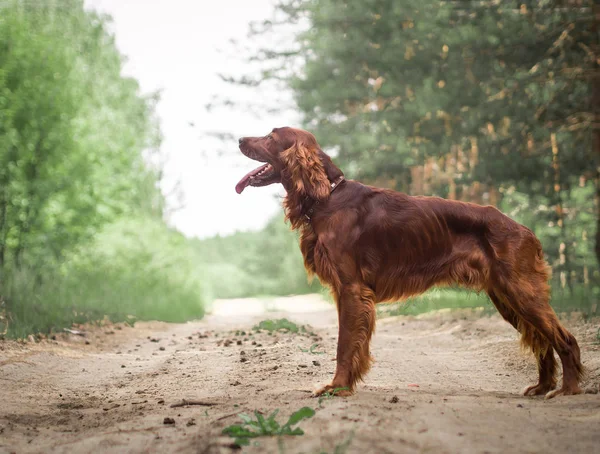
[85, 0, 298, 238]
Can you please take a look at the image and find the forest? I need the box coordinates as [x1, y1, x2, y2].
[1, 0, 598, 337]
[206, 0, 599, 315]
[0, 1, 205, 336]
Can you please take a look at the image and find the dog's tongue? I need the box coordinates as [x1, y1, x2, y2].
[235, 163, 268, 194]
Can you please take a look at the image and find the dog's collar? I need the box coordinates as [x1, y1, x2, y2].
[303, 176, 345, 222]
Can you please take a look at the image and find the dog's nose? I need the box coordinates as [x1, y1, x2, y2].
[238, 137, 244, 145]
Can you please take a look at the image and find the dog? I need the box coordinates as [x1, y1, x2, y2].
[236, 127, 584, 398]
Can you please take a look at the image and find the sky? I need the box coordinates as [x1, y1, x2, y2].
[85, 0, 298, 238]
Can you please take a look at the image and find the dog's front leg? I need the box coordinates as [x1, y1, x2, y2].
[314, 283, 376, 397]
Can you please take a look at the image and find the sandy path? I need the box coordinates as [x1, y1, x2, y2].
[1, 295, 599, 454]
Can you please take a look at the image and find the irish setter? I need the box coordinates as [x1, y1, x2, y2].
[236, 127, 584, 399]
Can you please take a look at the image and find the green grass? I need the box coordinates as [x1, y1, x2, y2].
[252, 318, 318, 336]
[1, 263, 204, 338]
[376, 285, 599, 319]
[1, 218, 205, 338]
[317, 388, 351, 408]
[253, 318, 318, 338]
[550, 285, 600, 317]
[376, 288, 491, 319]
[253, 318, 301, 333]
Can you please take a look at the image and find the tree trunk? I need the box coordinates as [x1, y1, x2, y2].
[551, 133, 573, 292]
[595, 163, 600, 268]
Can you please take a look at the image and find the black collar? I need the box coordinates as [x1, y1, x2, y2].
[303, 176, 345, 222]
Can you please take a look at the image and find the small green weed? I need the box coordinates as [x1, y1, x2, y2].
[595, 327, 600, 344]
[253, 318, 317, 337]
[254, 318, 300, 333]
[222, 407, 316, 447]
[298, 343, 325, 354]
[317, 388, 350, 408]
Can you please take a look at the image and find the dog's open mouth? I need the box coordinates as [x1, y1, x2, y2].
[235, 163, 275, 194]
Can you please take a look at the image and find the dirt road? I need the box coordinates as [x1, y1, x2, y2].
[1, 295, 599, 454]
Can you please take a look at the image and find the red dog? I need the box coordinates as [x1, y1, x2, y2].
[236, 127, 584, 398]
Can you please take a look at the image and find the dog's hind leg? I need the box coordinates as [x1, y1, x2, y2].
[491, 276, 583, 398]
[313, 283, 376, 397]
[488, 289, 557, 396]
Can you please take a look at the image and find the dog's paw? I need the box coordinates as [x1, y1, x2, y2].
[523, 383, 555, 396]
[544, 386, 583, 399]
[312, 383, 353, 398]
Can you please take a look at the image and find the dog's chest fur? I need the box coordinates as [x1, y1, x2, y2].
[298, 225, 344, 292]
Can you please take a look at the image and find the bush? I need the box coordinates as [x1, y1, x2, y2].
[1, 217, 205, 338]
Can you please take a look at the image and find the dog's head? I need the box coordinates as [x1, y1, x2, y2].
[236, 127, 342, 201]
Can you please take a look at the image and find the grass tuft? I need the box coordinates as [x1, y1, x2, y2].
[253, 318, 301, 333]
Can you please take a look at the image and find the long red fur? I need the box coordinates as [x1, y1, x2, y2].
[240, 127, 585, 398]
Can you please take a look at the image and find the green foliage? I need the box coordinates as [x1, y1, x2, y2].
[253, 318, 300, 333]
[377, 286, 597, 318]
[260, 0, 596, 193]
[0, 1, 203, 336]
[499, 183, 597, 295]
[317, 388, 350, 408]
[222, 407, 316, 447]
[0, 1, 163, 269]
[215, 0, 599, 311]
[252, 318, 318, 337]
[550, 284, 600, 316]
[193, 215, 324, 299]
[3, 218, 204, 337]
[377, 289, 491, 319]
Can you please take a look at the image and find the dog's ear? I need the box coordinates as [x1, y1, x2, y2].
[318, 150, 344, 183]
[282, 141, 331, 200]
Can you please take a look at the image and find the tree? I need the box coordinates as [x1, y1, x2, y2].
[216, 0, 599, 290]
[0, 0, 164, 271]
